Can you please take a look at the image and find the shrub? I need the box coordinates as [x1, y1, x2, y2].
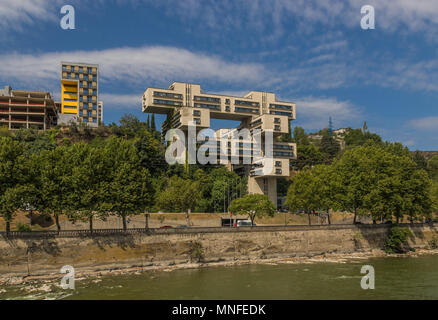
[384, 226, 413, 253]
[16, 222, 31, 232]
[429, 237, 438, 249]
[189, 241, 204, 263]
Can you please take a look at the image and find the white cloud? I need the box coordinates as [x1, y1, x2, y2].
[294, 96, 361, 130]
[0, 0, 60, 31]
[0, 46, 266, 91]
[99, 93, 141, 110]
[409, 116, 438, 131]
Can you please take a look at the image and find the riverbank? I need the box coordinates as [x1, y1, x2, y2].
[1, 223, 437, 288]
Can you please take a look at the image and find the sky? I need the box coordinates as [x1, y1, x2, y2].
[0, 0, 437, 150]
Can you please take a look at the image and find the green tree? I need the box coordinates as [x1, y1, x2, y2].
[0, 137, 26, 232]
[65, 143, 110, 232]
[228, 194, 276, 226]
[293, 144, 325, 170]
[320, 134, 340, 161]
[334, 146, 382, 224]
[33, 146, 74, 231]
[286, 169, 319, 225]
[428, 155, 438, 181]
[412, 151, 427, 171]
[102, 137, 154, 231]
[291, 126, 309, 145]
[344, 128, 382, 147]
[150, 113, 156, 131]
[0, 186, 29, 233]
[156, 176, 201, 213]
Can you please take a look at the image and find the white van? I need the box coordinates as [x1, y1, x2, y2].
[236, 220, 255, 227]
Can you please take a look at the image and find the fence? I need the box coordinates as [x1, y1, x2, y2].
[0, 222, 431, 239]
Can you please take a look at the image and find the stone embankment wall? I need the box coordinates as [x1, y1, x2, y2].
[0, 224, 436, 278]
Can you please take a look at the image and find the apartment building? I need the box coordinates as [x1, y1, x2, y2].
[142, 82, 297, 205]
[0, 86, 57, 130]
[60, 62, 99, 127]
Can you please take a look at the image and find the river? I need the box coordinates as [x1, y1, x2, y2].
[2, 254, 438, 300]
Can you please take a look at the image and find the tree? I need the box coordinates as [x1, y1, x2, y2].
[334, 146, 382, 224]
[156, 176, 201, 213]
[146, 114, 150, 130]
[428, 155, 438, 181]
[320, 134, 340, 161]
[65, 143, 110, 233]
[412, 151, 427, 171]
[102, 137, 154, 231]
[344, 128, 382, 147]
[293, 144, 325, 170]
[0, 137, 25, 232]
[310, 164, 343, 225]
[366, 153, 433, 223]
[286, 169, 319, 225]
[228, 194, 276, 226]
[291, 126, 309, 145]
[150, 113, 156, 131]
[33, 146, 74, 231]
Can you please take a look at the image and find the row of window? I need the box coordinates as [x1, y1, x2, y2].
[63, 73, 97, 81]
[81, 117, 97, 123]
[235, 100, 260, 107]
[153, 91, 182, 99]
[194, 96, 220, 103]
[274, 144, 294, 150]
[270, 104, 292, 110]
[62, 65, 96, 74]
[194, 103, 220, 110]
[270, 110, 292, 117]
[154, 99, 182, 106]
[235, 107, 259, 114]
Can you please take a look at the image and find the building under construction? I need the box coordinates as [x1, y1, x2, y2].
[0, 86, 58, 130]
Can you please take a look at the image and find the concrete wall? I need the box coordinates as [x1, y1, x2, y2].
[1, 224, 437, 278]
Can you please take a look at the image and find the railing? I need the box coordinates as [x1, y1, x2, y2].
[0, 223, 432, 239]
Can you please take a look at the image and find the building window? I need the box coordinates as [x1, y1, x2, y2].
[274, 118, 281, 123]
[275, 169, 282, 174]
[235, 107, 259, 114]
[270, 104, 292, 110]
[193, 110, 201, 116]
[275, 161, 282, 167]
[274, 125, 281, 131]
[194, 96, 220, 103]
[194, 103, 220, 110]
[235, 100, 259, 107]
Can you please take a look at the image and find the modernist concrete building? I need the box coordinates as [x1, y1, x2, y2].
[60, 62, 99, 127]
[142, 82, 297, 206]
[0, 86, 57, 130]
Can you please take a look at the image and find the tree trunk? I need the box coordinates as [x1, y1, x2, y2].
[122, 215, 127, 231]
[6, 221, 10, 234]
[373, 219, 376, 225]
[396, 215, 400, 224]
[327, 213, 331, 225]
[353, 210, 357, 224]
[250, 215, 255, 227]
[55, 215, 61, 232]
[89, 216, 93, 234]
[307, 212, 311, 226]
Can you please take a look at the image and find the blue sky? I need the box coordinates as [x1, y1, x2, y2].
[0, 0, 437, 150]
